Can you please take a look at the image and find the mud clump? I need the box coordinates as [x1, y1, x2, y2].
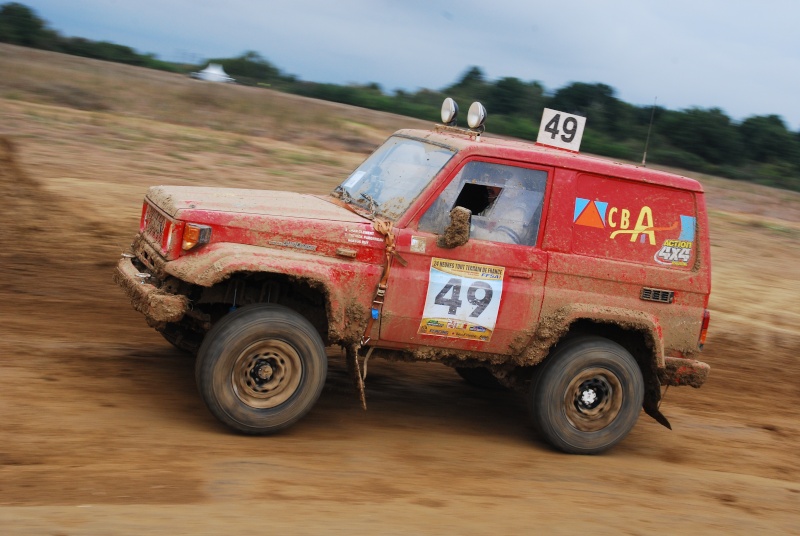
[436, 206, 471, 249]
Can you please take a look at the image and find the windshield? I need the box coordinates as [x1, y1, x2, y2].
[332, 136, 455, 221]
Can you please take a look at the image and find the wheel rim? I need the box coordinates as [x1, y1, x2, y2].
[231, 339, 303, 409]
[563, 367, 623, 432]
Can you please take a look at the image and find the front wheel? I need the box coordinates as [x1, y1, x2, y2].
[529, 336, 644, 454]
[195, 304, 327, 434]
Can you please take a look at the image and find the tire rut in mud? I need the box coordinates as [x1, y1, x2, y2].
[0, 136, 117, 297]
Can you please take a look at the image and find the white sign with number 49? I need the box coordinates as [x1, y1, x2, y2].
[536, 108, 586, 152]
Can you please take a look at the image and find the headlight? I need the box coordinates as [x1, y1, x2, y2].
[467, 101, 487, 130]
[441, 97, 459, 125]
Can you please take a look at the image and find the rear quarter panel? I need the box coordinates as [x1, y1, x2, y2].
[539, 167, 711, 360]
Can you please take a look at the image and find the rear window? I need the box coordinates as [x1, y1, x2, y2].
[571, 173, 698, 269]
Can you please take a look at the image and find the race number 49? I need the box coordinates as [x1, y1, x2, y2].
[434, 278, 493, 318]
[418, 258, 505, 341]
[536, 108, 586, 152]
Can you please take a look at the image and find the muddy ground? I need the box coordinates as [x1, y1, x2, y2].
[0, 47, 799, 534]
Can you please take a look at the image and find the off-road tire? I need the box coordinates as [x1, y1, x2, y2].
[195, 304, 327, 434]
[529, 336, 644, 454]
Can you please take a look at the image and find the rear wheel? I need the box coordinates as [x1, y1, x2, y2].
[529, 336, 644, 454]
[196, 304, 327, 434]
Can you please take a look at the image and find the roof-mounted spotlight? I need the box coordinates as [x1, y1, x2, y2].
[467, 101, 487, 131]
[441, 97, 459, 126]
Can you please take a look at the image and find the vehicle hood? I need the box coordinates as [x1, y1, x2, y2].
[146, 186, 365, 223]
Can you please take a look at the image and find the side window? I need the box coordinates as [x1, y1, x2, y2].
[418, 161, 547, 246]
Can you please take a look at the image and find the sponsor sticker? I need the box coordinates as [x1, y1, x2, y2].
[344, 228, 384, 246]
[654, 239, 693, 266]
[418, 258, 505, 342]
[573, 197, 697, 267]
[411, 236, 426, 253]
[268, 239, 317, 251]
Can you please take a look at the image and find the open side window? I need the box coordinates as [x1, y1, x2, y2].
[418, 161, 548, 246]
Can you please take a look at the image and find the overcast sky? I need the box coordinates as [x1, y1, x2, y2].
[18, 0, 800, 130]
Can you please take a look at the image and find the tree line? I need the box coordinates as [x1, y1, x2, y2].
[2, 2, 798, 191]
[0, 2, 179, 71]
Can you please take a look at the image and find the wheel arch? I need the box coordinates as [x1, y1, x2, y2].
[520, 306, 669, 428]
[200, 271, 333, 344]
[163, 243, 382, 346]
[560, 318, 670, 429]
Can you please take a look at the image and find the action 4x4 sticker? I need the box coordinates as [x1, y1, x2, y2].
[654, 215, 696, 267]
[418, 258, 504, 342]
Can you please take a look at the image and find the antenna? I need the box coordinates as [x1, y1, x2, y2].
[642, 96, 657, 166]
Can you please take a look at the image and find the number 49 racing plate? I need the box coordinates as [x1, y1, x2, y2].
[418, 258, 505, 342]
[536, 108, 586, 152]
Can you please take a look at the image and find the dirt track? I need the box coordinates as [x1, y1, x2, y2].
[1, 47, 800, 534]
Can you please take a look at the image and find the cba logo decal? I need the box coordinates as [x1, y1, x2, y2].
[574, 197, 696, 251]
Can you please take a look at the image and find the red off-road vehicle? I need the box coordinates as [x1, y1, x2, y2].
[115, 101, 711, 454]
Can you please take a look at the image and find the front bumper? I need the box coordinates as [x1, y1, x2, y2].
[113, 256, 189, 324]
[658, 356, 710, 388]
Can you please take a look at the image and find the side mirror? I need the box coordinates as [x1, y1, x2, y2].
[437, 206, 471, 249]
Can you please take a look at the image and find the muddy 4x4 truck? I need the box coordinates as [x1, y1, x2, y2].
[114, 101, 711, 454]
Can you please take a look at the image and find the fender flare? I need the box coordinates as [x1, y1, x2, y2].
[519, 304, 665, 368]
[163, 243, 383, 343]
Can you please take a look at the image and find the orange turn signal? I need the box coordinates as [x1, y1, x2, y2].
[182, 223, 212, 251]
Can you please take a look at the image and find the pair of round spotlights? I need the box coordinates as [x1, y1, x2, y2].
[441, 97, 486, 130]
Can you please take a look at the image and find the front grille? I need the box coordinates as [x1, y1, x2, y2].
[133, 234, 166, 274]
[641, 287, 674, 304]
[143, 204, 167, 243]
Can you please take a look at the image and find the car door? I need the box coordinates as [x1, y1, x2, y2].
[378, 159, 551, 355]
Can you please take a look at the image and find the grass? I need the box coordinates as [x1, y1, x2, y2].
[750, 220, 799, 238]
[0, 43, 421, 154]
[166, 152, 192, 162]
[709, 210, 800, 239]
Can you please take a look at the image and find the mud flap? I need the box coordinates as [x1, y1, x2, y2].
[643, 397, 672, 430]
